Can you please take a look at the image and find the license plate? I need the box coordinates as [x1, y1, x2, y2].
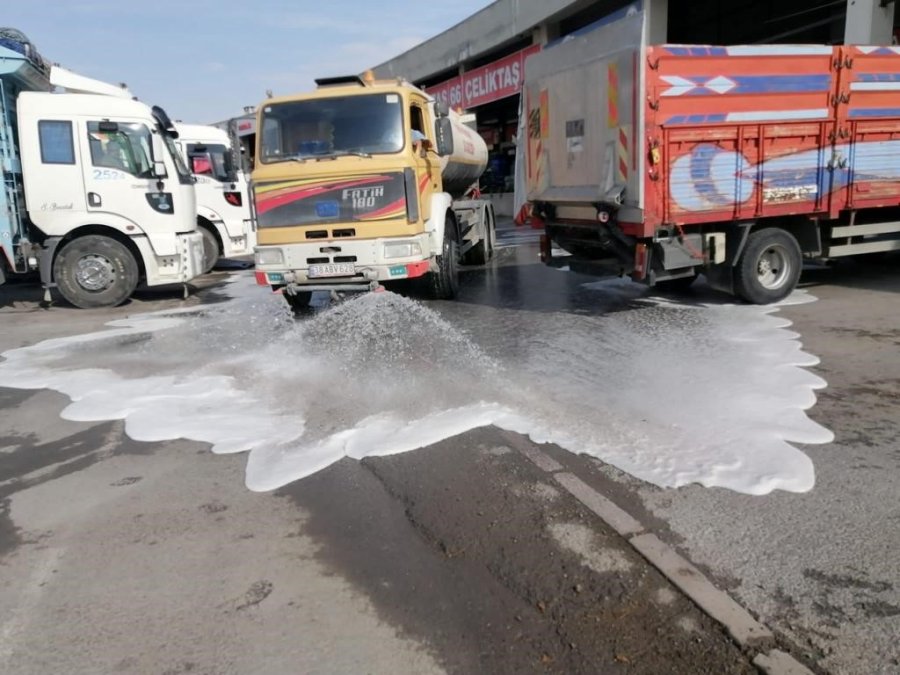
[308, 263, 355, 278]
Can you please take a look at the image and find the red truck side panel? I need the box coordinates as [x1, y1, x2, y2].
[835, 46, 900, 212]
[644, 45, 900, 234]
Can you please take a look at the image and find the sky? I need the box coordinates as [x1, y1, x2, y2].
[4, 0, 492, 124]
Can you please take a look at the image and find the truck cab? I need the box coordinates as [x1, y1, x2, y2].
[1, 32, 203, 307]
[251, 73, 494, 311]
[175, 123, 254, 273]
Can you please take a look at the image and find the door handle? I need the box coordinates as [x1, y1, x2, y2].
[88, 192, 102, 207]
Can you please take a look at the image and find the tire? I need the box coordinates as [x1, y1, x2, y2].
[53, 235, 139, 309]
[465, 208, 495, 265]
[200, 226, 219, 274]
[734, 228, 802, 304]
[428, 214, 460, 299]
[284, 290, 313, 314]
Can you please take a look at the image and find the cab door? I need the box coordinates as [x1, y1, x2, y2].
[409, 98, 437, 223]
[79, 118, 182, 254]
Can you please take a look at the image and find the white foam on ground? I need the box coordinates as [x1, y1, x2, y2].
[0, 273, 832, 495]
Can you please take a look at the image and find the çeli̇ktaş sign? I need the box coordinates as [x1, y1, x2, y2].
[427, 45, 541, 111]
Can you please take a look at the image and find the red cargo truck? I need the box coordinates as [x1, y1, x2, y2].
[523, 12, 900, 303]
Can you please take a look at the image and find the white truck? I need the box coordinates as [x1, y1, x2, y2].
[0, 29, 203, 308]
[175, 123, 254, 273]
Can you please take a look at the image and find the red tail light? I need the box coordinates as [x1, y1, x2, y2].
[254, 271, 268, 286]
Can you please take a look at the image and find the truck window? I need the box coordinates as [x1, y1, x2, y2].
[186, 143, 231, 181]
[87, 122, 153, 177]
[410, 106, 425, 135]
[38, 120, 75, 165]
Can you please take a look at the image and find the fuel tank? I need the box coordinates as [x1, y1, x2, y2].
[432, 106, 488, 199]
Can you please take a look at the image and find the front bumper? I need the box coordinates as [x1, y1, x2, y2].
[137, 231, 205, 286]
[219, 218, 257, 258]
[254, 234, 435, 290]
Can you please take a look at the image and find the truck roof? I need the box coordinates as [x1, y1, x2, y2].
[17, 91, 156, 119]
[262, 75, 428, 107]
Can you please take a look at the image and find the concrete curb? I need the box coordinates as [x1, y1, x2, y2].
[554, 473, 644, 537]
[629, 532, 772, 645]
[504, 434, 814, 675]
[753, 650, 815, 675]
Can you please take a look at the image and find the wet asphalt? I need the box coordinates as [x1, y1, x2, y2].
[0, 223, 898, 674]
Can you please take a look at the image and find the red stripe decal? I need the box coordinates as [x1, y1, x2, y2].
[358, 197, 406, 220]
[255, 176, 389, 215]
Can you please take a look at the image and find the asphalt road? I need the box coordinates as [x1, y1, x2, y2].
[0, 227, 898, 674]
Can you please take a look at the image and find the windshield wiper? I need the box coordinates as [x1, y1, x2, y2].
[266, 149, 372, 164]
[266, 155, 309, 164]
[314, 150, 372, 160]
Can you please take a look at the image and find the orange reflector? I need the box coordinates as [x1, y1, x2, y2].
[405, 261, 430, 279]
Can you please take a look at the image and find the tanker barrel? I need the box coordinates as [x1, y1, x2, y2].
[435, 109, 488, 199]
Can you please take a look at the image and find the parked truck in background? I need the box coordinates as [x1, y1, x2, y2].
[0, 29, 203, 308]
[175, 123, 254, 273]
[251, 72, 496, 312]
[523, 11, 900, 304]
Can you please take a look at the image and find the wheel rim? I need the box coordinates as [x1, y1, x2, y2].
[74, 254, 117, 292]
[755, 244, 791, 290]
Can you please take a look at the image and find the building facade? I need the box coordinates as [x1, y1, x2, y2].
[373, 0, 898, 215]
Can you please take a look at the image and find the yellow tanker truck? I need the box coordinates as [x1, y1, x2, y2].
[250, 72, 495, 311]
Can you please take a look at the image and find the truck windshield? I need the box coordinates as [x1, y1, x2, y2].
[260, 93, 404, 163]
[186, 143, 232, 182]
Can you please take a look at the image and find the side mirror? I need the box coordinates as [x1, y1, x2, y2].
[434, 117, 454, 157]
[434, 100, 450, 118]
[151, 132, 168, 179]
[223, 151, 238, 184]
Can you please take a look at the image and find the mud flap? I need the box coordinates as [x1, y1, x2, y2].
[704, 263, 734, 294]
[39, 237, 62, 294]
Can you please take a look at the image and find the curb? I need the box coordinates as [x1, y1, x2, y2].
[500, 431, 814, 675]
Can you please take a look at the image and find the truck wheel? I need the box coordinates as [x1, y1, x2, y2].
[734, 228, 802, 304]
[465, 209, 495, 265]
[53, 235, 139, 309]
[200, 226, 219, 274]
[284, 291, 313, 314]
[429, 216, 460, 299]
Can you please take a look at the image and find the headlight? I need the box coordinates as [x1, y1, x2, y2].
[383, 241, 422, 259]
[255, 247, 284, 265]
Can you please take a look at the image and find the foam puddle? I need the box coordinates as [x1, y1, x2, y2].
[0, 274, 832, 495]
